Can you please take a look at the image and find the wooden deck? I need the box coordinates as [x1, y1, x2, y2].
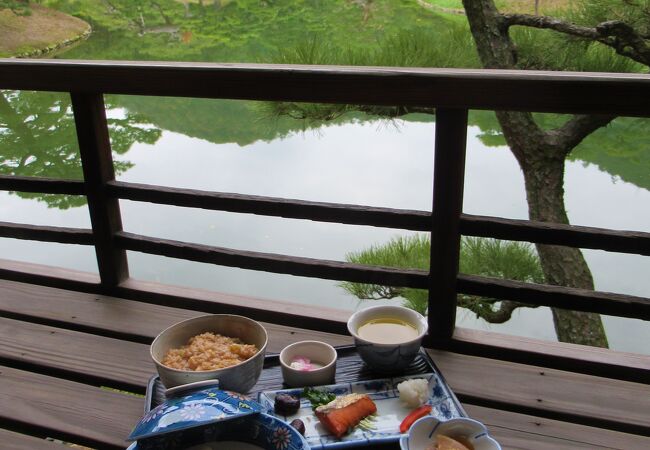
[1, 60, 649, 449]
[1, 278, 648, 450]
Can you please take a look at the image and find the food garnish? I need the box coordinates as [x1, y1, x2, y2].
[274, 393, 300, 415]
[303, 387, 336, 411]
[314, 393, 377, 438]
[357, 414, 377, 431]
[397, 378, 429, 408]
[399, 404, 432, 433]
[426, 434, 474, 450]
[290, 418, 306, 436]
[290, 356, 323, 371]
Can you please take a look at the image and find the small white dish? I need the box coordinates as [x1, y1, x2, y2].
[280, 341, 337, 387]
[399, 416, 501, 450]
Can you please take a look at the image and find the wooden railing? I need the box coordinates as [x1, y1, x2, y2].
[1, 59, 649, 380]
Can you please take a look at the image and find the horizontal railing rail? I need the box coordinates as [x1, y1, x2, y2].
[0, 174, 86, 195]
[2, 218, 648, 320]
[115, 231, 430, 289]
[1, 59, 649, 374]
[108, 180, 432, 231]
[3, 178, 650, 255]
[0, 221, 94, 245]
[1, 60, 650, 116]
[461, 213, 650, 256]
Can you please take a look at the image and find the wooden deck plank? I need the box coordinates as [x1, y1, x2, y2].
[2, 279, 649, 446]
[450, 327, 650, 384]
[428, 349, 650, 434]
[0, 317, 153, 391]
[0, 279, 352, 351]
[466, 404, 650, 450]
[0, 365, 141, 449]
[0, 429, 66, 450]
[2, 362, 644, 450]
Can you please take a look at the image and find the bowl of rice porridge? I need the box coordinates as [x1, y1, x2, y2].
[151, 314, 268, 392]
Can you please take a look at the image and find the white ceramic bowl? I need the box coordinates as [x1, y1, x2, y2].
[150, 314, 268, 392]
[399, 416, 501, 450]
[347, 305, 427, 373]
[279, 340, 337, 387]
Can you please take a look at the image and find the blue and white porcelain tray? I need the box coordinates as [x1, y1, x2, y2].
[258, 373, 464, 449]
[145, 347, 466, 448]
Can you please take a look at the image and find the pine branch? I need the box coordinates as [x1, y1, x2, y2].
[503, 14, 650, 67]
[458, 296, 534, 323]
[546, 114, 616, 157]
[503, 13, 599, 39]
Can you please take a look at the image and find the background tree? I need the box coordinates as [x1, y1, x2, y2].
[459, 0, 649, 347]
[342, 235, 544, 321]
[269, 0, 649, 347]
[0, 91, 161, 208]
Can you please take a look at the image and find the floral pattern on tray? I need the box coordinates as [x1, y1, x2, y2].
[258, 373, 463, 449]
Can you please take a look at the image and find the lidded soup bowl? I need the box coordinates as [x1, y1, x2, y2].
[347, 305, 427, 373]
[150, 314, 267, 392]
[128, 385, 310, 449]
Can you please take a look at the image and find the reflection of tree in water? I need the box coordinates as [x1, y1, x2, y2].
[470, 110, 650, 193]
[0, 90, 161, 209]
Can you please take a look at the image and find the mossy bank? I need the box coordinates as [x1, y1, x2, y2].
[0, 4, 91, 58]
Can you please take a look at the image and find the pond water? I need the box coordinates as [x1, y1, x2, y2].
[1, 0, 649, 353]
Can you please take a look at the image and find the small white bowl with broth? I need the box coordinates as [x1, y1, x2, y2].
[347, 305, 427, 373]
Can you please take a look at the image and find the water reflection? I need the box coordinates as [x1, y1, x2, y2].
[2, 0, 649, 352]
[0, 90, 161, 208]
[1, 109, 649, 353]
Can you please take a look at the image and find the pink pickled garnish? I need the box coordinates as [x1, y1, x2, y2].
[290, 356, 313, 371]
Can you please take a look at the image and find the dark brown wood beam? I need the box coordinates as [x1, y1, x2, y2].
[457, 273, 650, 320]
[108, 180, 431, 231]
[0, 175, 85, 196]
[114, 231, 429, 289]
[461, 213, 650, 256]
[71, 92, 129, 287]
[0, 221, 94, 245]
[0, 259, 101, 294]
[446, 327, 650, 384]
[1, 60, 649, 117]
[428, 108, 468, 342]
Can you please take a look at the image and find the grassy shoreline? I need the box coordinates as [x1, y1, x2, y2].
[421, 0, 570, 15]
[0, 4, 91, 57]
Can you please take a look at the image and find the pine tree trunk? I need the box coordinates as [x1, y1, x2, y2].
[462, 0, 609, 347]
[499, 111, 608, 347]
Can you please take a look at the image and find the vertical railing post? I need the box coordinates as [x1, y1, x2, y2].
[428, 108, 468, 344]
[71, 92, 128, 289]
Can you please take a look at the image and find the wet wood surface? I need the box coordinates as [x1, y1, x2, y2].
[0, 429, 65, 450]
[427, 349, 650, 435]
[0, 279, 648, 449]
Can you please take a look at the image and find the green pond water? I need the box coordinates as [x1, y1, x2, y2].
[1, 0, 649, 353]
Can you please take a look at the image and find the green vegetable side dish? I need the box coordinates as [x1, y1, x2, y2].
[302, 387, 336, 411]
